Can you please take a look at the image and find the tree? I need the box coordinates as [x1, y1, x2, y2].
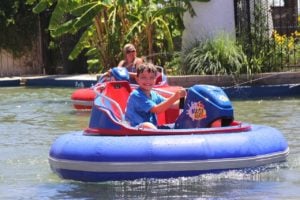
[0, 0, 38, 56]
[29, 0, 209, 73]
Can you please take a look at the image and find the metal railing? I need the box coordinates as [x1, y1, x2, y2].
[234, 0, 300, 72]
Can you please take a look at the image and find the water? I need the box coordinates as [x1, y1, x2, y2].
[0, 87, 299, 200]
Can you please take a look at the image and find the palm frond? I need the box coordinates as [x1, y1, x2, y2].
[73, 3, 104, 32]
[69, 26, 94, 60]
[32, 0, 53, 14]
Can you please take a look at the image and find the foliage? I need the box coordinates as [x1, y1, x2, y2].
[235, 1, 300, 73]
[182, 34, 249, 75]
[29, 0, 210, 73]
[236, 2, 272, 73]
[164, 51, 183, 75]
[0, 1, 38, 57]
[272, 30, 300, 69]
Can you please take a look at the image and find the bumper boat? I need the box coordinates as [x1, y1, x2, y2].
[71, 66, 180, 110]
[50, 81, 289, 182]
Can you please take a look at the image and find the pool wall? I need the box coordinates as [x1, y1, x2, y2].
[0, 78, 20, 87]
[0, 72, 299, 99]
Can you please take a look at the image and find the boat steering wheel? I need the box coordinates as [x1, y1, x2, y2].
[179, 97, 185, 109]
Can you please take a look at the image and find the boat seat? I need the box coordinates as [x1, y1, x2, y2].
[155, 73, 162, 85]
[101, 81, 132, 121]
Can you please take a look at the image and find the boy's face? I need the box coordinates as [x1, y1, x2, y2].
[136, 70, 156, 92]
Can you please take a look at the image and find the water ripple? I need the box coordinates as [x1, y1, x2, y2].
[0, 88, 299, 200]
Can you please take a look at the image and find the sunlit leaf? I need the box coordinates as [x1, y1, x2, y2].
[73, 3, 104, 31]
[69, 27, 93, 60]
[32, 0, 52, 14]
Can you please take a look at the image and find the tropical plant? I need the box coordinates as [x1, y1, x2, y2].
[164, 51, 182, 75]
[28, 0, 210, 73]
[182, 33, 249, 75]
[31, 0, 108, 72]
[0, 0, 38, 56]
[123, 1, 179, 64]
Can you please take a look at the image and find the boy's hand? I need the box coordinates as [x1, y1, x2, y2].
[175, 88, 186, 99]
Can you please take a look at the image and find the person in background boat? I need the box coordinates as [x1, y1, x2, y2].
[104, 43, 143, 82]
[118, 43, 143, 83]
[118, 43, 143, 71]
[125, 63, 186, 129]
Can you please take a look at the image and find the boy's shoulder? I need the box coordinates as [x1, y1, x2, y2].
[130, 87, 143, 97]
[150, 90, 162, 99]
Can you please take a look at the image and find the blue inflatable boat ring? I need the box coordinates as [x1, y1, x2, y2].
[49, 81, 289, 182]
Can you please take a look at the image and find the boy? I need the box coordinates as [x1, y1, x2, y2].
[125, 63, 186, 129]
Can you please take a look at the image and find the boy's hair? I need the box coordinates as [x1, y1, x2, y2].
[136, 63, 157, 77]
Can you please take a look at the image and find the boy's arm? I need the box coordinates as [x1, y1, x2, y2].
[150, 89, 186, 114]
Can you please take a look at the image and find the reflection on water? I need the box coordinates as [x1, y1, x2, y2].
[0, 87, 299, 199]
[40, 167, 299, 200]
